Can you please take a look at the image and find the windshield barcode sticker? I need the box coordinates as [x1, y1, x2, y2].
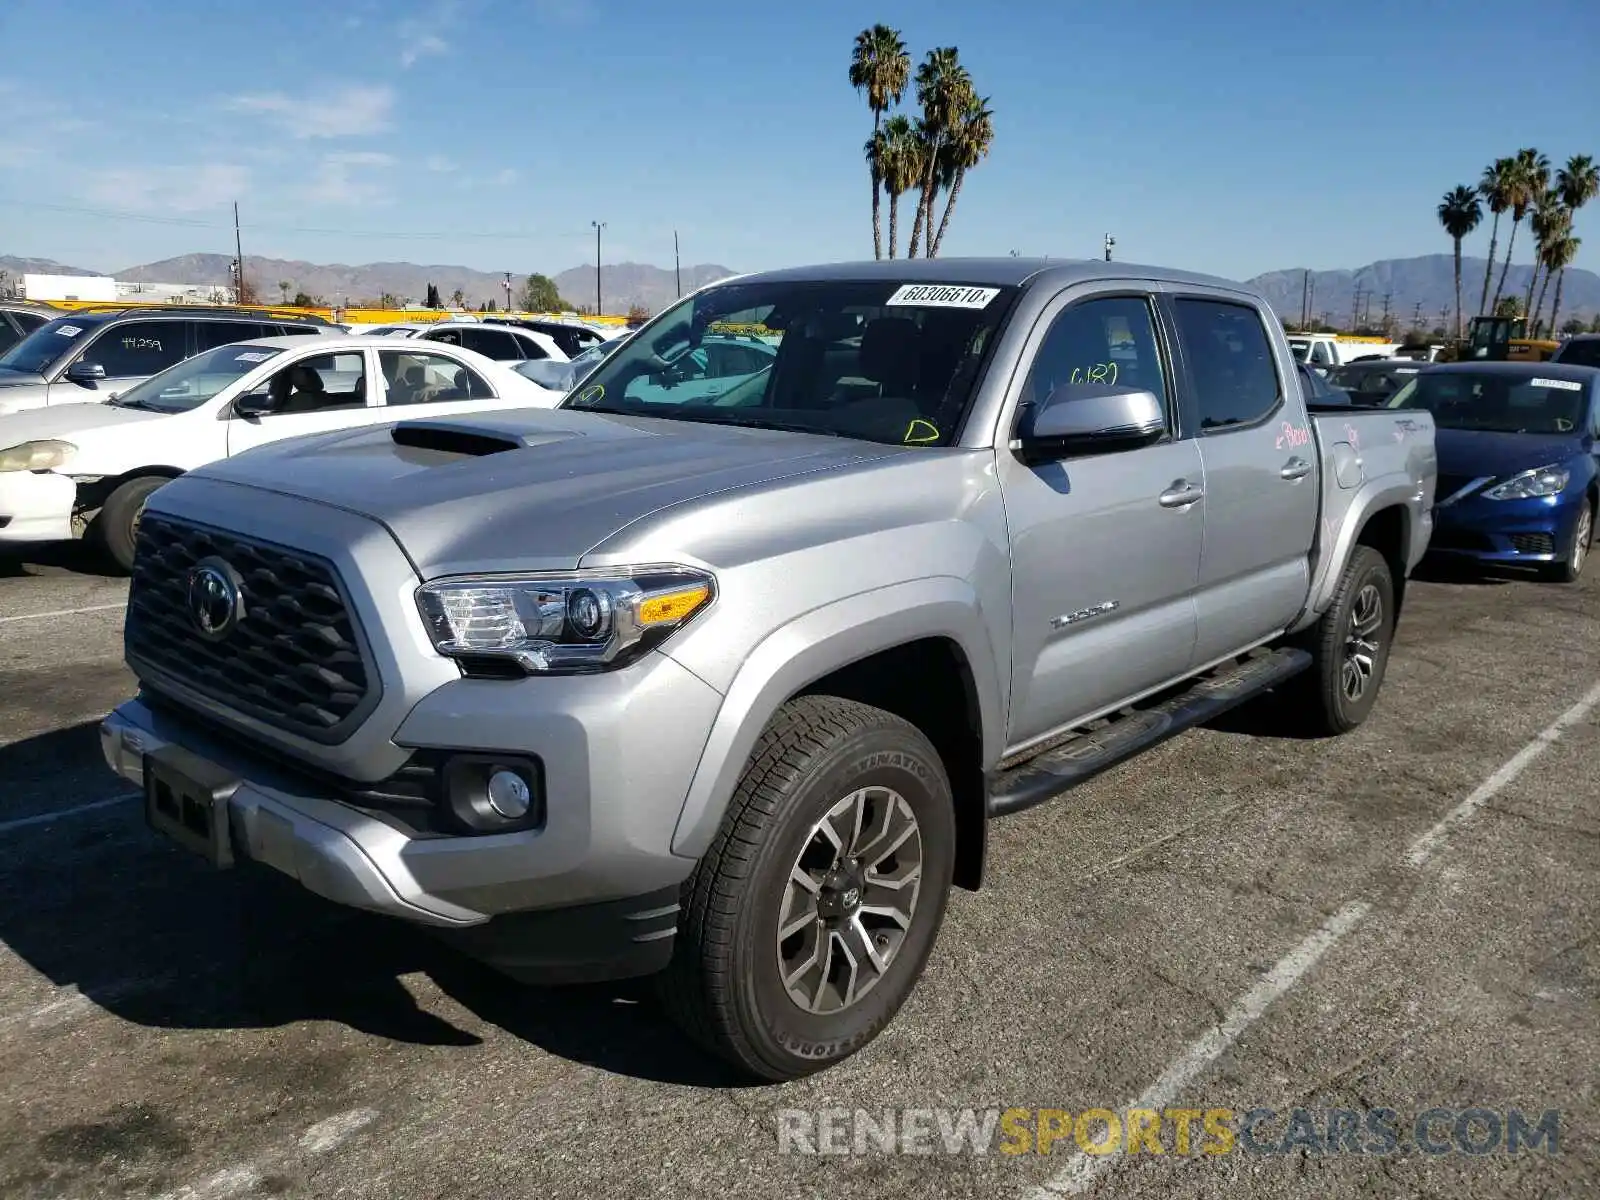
[885, 284, 1000, 309]
[234, 351, 272, 362]
[1531, 377, 1582, 391]
[56, 325, 82, 336]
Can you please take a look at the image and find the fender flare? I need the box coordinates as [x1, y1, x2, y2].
[668, 576, 1005, 860]
[1291, 479, 1418, 633]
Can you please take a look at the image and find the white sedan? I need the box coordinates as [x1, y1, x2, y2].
[0, 334, 561, 571]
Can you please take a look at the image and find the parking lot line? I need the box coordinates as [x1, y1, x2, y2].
[1405, 677, 1600, 868]
[0, 792, 137, 835]
[1022, 674, 1600, 1198]
[152, 1107, 380, 1200]
[1023, 901, 1372, 1198]
[0, 602, 125, 625]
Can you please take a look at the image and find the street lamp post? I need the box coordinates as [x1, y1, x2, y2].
[591, 221, 606, 316]
[1104, 233, 1115, 262]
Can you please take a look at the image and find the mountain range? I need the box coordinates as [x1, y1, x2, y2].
[0, 253, 736, 316]
[3, 252, 1597, 326]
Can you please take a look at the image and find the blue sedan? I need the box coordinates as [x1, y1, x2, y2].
[1387, 361, 1598, 582]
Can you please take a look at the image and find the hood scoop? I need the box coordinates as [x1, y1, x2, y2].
[390, 418, 582, 458]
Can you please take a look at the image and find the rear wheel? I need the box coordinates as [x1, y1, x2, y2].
[1541, 498, 1592, 584]
[92, 475, 168, 574]
[657, 695, 955, 1081]
[1288, 544, 1396, 735]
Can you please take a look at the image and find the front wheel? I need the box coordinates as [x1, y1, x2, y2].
[657, 695, 955, 1081]
[1541, 498, 1592, 584]
[1288, 544, 1396, 735]
[91, 475, 169, 574]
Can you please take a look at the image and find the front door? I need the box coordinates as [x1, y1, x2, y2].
[226, 349, 382, 455]
[997, 289, 1204, 749]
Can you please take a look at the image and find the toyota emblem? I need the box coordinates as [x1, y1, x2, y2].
[186, 558, 243, 640]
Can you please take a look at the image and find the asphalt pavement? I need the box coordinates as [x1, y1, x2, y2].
[0, 542, 1594, 1199]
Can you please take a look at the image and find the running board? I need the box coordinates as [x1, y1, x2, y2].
[985, 647, 1313, 818]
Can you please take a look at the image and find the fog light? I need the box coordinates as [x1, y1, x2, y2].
[486, 769, 532, 819]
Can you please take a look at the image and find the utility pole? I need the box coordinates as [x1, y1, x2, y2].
[1350, 284, 1363, 332]
[1300, 269, 1310, 329]
[1103, 233, 1115, 262]
[502, 272, 512, 310]
[1438, 305, 1450, 333]
[232, 201, 245, 304]
[674, 230, 681, 298]
[1381, 291, 1392, 333]
[591, 221, 606, 316]
[1412, 301, 1423, 331]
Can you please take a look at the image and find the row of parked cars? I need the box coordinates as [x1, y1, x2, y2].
[0, 258, 1596, 1084]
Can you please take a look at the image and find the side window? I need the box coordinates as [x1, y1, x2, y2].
[13, 312, 48, 334]
[82, 320, 187, 376]
[465, 328, 524, 360]
[194, 321, 269, 351]
[429, 328, 464, 347]
[509, 332, 548, 360]
[1020, 295, 1170, 413]
[1310, 341, 1334, 367]
[1171, 299, 1282, 431]
[241, 352, 368, 415]
[0, 316, 20, 355]
[379, 349, 495, 405]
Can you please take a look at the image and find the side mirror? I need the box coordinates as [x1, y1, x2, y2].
[1013, 382, 1166, 464]
[65, 360, 107, 385]
[232, 392, 273, 419]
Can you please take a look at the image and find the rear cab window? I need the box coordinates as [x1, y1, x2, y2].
[1171, 298, 1283, 431]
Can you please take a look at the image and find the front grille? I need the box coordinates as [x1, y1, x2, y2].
[126, 514, 380, 743]
[1508, 532, 1555, 556]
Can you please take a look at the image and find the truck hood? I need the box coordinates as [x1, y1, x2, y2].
[0, 368, 48, 389]
[182, 408, 907, 576]
[1433, 428, 1589, 479]
[0, 400, 161, 447]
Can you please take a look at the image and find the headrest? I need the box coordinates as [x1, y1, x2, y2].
[859, 318, 921, 385]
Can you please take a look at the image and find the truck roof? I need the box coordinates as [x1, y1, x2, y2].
[723, 256, 1259, 295]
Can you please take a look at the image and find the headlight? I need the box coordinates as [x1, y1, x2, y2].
[417, 566, 715, 675]
[1483, 464, 1570, 500]
[0, 439, 76, 473]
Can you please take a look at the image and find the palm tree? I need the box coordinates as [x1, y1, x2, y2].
[451, 287, 465, 309]
[1556, 153, 1599, 217]
[278, 280, 291, 303]
[1437, 185, 1482, 342]
[1526, 189, 1564, 323]
[849, 24, 910, 261]
[1493, 148, 1548, 312]
[928, 94, 994, 259]
[1476, 157, 1515, 315]
[1529, 198, 1570, 333]
[905, 118, 937, 259]
[1545, 231, 1582, 336]
[878, 114, 920, 259]
[908, 48, 973, 258]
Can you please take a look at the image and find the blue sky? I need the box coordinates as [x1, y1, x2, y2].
[1, 0, 1598, 280]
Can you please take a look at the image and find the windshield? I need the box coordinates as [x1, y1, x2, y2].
[561, 278, 1019, 445]
[109, 344, 284, 413]
[1286, 339, 1311, 363]
[1387, 371, 1589, 434]
[0, 317, 93, 375]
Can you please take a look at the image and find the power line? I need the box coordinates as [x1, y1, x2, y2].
[0, 197, 564, 241]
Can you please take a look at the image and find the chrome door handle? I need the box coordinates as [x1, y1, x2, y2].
[1158, 480, 1204, 508]
[1280, 457, 1312, 480]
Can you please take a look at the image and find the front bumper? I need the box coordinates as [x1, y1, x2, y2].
[0, 471, 74, 542]
[1428, 492, 1581, 564]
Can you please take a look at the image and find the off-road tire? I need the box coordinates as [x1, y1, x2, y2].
[92, 475, 169, 574]
[657, 695, 955, 1082]
[1288, 544, 1396, 735]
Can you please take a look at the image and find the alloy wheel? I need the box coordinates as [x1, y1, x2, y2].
[776, 785, 924, 1015]
[1574, 506, 1593, 576]
[1342, 582, 1383, 703]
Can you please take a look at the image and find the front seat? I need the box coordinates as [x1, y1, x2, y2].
[280, 364, 327, 413]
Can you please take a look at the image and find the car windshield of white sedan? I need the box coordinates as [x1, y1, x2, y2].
[1387, 371, 1589, 434]
[107, 345, 285, 414]
[561, 279, 1019, 446]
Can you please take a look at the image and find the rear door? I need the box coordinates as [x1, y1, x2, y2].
[1166, 292, 1319, 662]
[375, 346, 503, 415]
[996, 286, 1205, 748]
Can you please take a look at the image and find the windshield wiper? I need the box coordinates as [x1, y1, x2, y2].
[643, 408, 831, 436]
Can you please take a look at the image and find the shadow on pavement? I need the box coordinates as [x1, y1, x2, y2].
[1409, 556, 1522, 586]
[0, 542, 116, 580]
[0, 720, 753, 1088]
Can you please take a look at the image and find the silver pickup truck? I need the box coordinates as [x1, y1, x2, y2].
[101, 259, 1437, 1080]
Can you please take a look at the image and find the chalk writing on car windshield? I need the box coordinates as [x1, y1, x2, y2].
[1064, 361, 1120, 388]
[902, 418, 941, 444]
[572, 383, 604, 406]
[122, 337, 162, 352]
